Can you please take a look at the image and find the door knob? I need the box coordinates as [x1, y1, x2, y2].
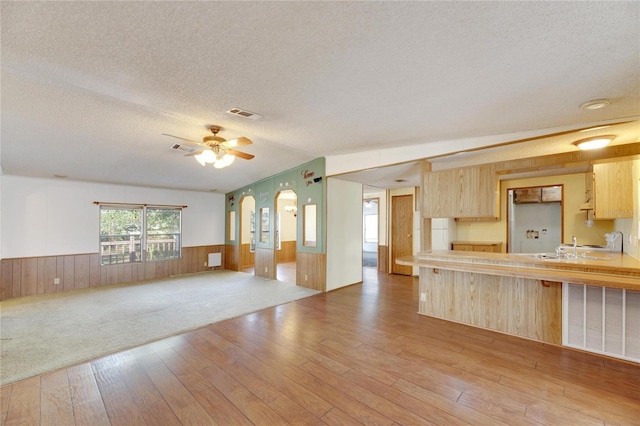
[407, 234, 412, 238]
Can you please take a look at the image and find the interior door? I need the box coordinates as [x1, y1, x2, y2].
[391, 194, 413, 275]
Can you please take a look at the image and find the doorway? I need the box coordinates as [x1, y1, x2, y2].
[363, 198, 378, 268]
[275, 190, 297, 284]
[240, 195, 256, 273]
[391, 194, 413, 275]
[507, 185, 563, 253]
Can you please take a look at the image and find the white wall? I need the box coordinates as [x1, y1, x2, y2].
[326, 178, 363, 291]
[1, 176, 225, 258]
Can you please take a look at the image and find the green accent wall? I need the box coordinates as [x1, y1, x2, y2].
[225, 158, 326, 254]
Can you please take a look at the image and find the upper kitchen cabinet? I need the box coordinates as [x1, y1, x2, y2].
[592, 161, 633, 219]
[422, 164, 499, 219]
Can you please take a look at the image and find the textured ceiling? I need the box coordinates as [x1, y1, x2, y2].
[1, 2, 639, 193]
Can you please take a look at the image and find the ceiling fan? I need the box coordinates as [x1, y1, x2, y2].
[163, 126, 254, 168]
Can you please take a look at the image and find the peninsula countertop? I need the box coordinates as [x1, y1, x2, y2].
[397, 250, 640, 291]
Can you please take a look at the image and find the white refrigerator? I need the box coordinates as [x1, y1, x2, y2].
[431, 218, 456, 250]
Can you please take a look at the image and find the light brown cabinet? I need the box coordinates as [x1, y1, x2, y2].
[513, 187, 541, 203]
[592, 161, 633, 219]
[451, 241, 503, 253]
[513, 186, 561, 204]
[541, 186, 562, 202]
[422, 164, 499, 219]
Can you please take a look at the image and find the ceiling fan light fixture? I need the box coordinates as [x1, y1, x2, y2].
[573, 135, 615, 150]
[164, 126, 254, 169]
[195, 149, 216, 166]
[222, 153, 235, 166]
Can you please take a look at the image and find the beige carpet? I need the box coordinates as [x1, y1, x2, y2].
[0, 270, 319, 385]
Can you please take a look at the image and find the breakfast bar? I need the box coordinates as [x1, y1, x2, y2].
[397, 250, 640, 362]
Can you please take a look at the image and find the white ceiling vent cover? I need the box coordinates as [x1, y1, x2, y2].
[226, 108, 263, 120]
[170, 143, 198, 154]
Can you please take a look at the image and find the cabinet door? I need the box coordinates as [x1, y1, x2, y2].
[541, 186, 562, 202]
[422, 164, 499, 219]
[514, 188, 541, 203]
[593, 162, 633, 218]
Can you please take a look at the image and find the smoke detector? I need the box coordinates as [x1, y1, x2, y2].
[580, 98, 610, 110]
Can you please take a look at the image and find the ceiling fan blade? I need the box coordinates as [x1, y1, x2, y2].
[225, 149, 255, 160]
[161, 133, 202, 145]
[184, 149, 204, 157]
[221, 137, 252, 148]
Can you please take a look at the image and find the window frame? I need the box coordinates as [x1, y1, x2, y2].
[99, 204, 183, 266]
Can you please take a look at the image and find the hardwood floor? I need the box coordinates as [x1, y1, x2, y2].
[2, 268, 639, 425]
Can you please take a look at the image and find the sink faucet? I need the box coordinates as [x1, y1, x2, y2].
[572, 235, 577, 257]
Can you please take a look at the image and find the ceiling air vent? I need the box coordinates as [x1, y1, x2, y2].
[169, 143, 198, 154]
[226, 108, 263, 120]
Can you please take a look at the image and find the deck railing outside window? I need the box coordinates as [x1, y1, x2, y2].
[100, 233, 180, 265]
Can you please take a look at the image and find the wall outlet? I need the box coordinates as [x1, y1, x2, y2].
[204, 261, 208, 267]
[264, 267, 268, 273]
[420, 293, 426, 302]
[305, 274, 308, 281]
[53, 278, 60, 285]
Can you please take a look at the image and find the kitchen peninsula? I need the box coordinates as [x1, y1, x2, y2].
[397, 250, 640, 362]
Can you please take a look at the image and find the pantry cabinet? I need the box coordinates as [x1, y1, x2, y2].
[451, 241, 502, 252]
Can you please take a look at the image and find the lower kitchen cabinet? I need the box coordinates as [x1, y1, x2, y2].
[451, 241, 503, 252]
[563, 283, 640, 363]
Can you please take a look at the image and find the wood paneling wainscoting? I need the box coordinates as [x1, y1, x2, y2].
[378, 244, 389, 273]
[254, 248, 276, 280]
[0, 245, 224, 301]
[224, 244, 239, 271]
[297, 252, 326, 291]
[276, 240, 296, 263]
[240, 243, 255, 268]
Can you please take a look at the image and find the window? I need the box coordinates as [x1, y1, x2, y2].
[364, 214, 378, 243]
[145, 207, 181, 261]
[260, 207, 270, 244]
[99, 205, 182, 265]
